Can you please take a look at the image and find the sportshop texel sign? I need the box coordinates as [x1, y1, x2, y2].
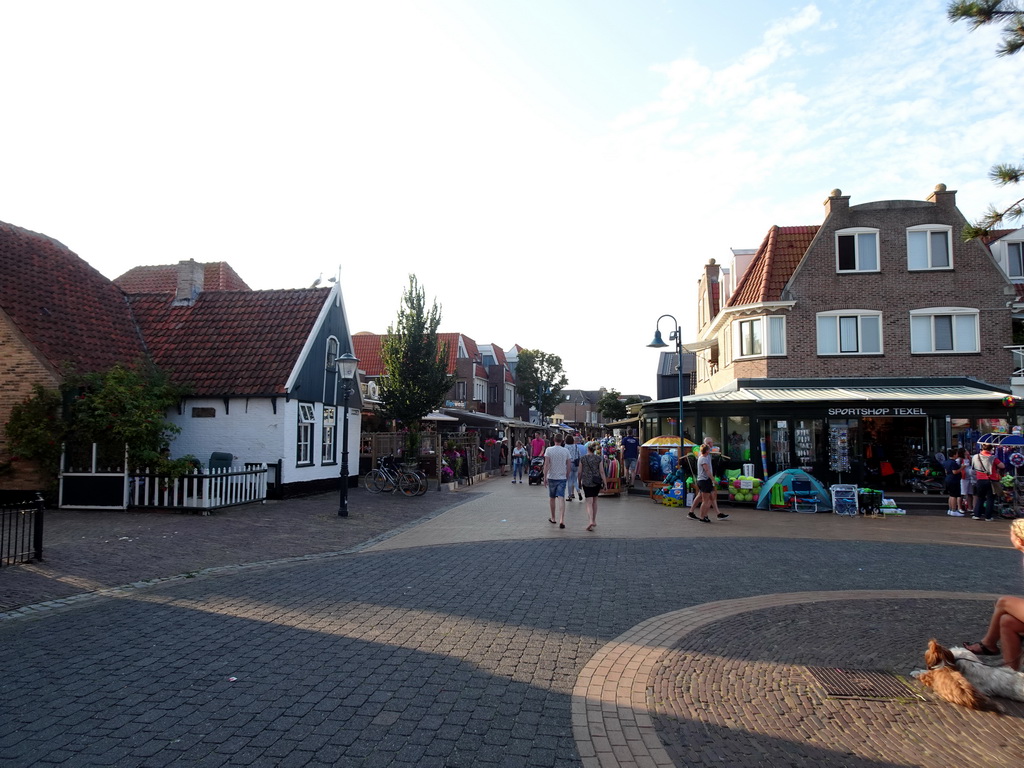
[827, 407, 926, 417]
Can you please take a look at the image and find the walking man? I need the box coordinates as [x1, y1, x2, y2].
[621, 429, 640, 486]
[544, 433, 572, 528]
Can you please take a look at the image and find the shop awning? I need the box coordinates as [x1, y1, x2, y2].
[604, 415, 639, 429]
[422, 411, 459, 422]
[678, 383, 1011, 404]
[439, 409, 536, 431]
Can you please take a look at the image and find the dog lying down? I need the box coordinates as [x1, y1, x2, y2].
[911, 638, 1024, 712]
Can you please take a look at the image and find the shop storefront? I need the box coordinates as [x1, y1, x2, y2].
[638, 378, 1015, 490]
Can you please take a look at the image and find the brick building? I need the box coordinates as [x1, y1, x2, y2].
[639, 186, 1017, 488]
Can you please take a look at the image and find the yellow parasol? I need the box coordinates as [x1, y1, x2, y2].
[641, 435, 697, 448]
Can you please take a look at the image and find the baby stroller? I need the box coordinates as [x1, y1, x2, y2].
[528, 457, 544, 485]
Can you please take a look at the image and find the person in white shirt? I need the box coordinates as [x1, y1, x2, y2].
[543, 433, 572, 528]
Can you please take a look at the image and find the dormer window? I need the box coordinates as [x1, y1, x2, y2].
[907, 226, 952, 270]
[733, 316, 786, 359]
[1008, 242, 1023, 278]
[836, 228, 879, 273]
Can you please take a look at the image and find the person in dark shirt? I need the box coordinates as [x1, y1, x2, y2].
[620, 429, 640, 486]
[942, 453, 963, 517]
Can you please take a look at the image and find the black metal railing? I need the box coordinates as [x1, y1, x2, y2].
[0, 494, 44, 567]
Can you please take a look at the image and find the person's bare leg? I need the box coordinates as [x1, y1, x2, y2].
[557, 495, 567, 526]
[548, 496, 557, 522]
[700, 488, 713, 520]
[969, 595, 1024, 661]
[999, 613, 1024, 670]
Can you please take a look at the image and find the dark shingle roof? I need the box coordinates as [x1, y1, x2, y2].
[0, 220, 147, 374]
[728, 225, 819, 306]
[114, 262, 251, 293]
[128, 289, 329, 396]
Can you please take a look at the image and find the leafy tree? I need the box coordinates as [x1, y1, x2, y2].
[516, 350, 568, 420]
[4, 364, 192, 489]
[3, 384, 64, 482]
[379, 275, 452, 455]
[596, 389, 627, 420]
[949, 1, 1024, 236]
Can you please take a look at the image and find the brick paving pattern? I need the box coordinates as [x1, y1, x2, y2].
[2, 480, 1022, 767]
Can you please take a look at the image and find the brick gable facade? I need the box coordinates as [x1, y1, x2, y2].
[701, 187, 1013, 393]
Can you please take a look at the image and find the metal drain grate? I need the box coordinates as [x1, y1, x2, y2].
[806, 667, 924, 701]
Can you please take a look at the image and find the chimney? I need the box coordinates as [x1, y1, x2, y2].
[823, 188, 849, 217]
[926, 182, 957, 210]
[173, 259, 204, 306]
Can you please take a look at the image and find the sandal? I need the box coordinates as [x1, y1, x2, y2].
[963, 640, 999, 656]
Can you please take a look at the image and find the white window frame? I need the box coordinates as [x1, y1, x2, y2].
[835, 227, 880, 273]
[909, 307, 979, 354]
[732, 315, 786, 359]
[321, 406, 337, 464]
[297, 402, 315, 465]
[816, 310, 883, 355]
[907, 225, 953, 271]
[1007, 242, 1024, 278]
[325, 336, 339, 371]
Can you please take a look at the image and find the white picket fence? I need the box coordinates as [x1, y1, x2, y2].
[130, 464, 268, 511]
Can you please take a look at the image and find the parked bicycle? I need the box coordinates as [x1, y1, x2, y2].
[363, 455, 427, 496]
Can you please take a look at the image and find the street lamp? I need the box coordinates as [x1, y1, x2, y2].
[336, 351, 359, 517]
[647, 315, 685, 447]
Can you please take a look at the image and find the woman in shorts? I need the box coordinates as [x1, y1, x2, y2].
[578, 441, 607, 531]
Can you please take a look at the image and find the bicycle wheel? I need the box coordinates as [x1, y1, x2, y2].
[363, 469, 387, 493]
[398, 471, 421, 497]
[414, 470, 428, 496]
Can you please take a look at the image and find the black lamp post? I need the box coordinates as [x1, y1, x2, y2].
[336, 352, 359, 517]
[647, 315, 685, 446]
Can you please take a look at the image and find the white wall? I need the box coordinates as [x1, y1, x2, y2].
[167, 397, 362, 485]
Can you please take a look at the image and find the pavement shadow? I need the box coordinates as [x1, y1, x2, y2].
[1, 589, 579, 767]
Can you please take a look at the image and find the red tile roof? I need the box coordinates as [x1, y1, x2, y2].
[0, 221, 147, 374]
[352, 332, 461, 376]
[727, 225, 819, 306]
[352, 333, 384, 376]
[981, 229, 1017, 246]
[114, 262, 251, 293]
[438, 332, 463, 374]
[128, 289, 330, 396]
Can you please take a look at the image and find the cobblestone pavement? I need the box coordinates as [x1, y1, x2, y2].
[2, 480, 1022, 767]
[0, 487, 470, 613]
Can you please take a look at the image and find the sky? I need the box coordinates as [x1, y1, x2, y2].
[2, 0, 1021, 398]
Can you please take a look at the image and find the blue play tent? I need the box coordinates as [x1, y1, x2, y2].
[755, 468, 832, 511]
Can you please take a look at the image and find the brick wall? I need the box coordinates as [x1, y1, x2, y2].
[708, 188, 1014, 391]
[0, 312, 61, 489]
